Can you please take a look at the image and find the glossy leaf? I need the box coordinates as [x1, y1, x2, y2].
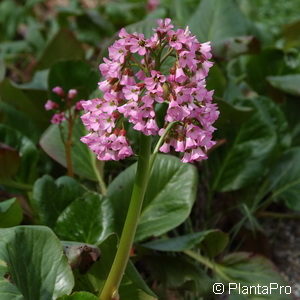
[73, 235, 156, 299]
[0, 125, 38, 183]
[108, 154, 198, 241]
[0, 79, 48, 132]
[40, 119, 97, 181]
[267, 74, 300, 97]
[143, 230, 228, 257]
[31, 175, 85, 227]
[188, 0, 252, 43]
[0, 226, 74, 299]
[0, 143, 19, 181]
[211, 97, 289, 192]
[59, 292, 98, 300]
[48, 60, 99, 102]
[244, 49, 290, 94]
[264, 147, 300, 211]
[0, 198, 22, 228]
[219, 252, 291, 300]
[55, 192, 114, 244]
[144, 254, 211, 294]
[36, 29, 85, 70]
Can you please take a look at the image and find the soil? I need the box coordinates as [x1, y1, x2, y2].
[262, 218, 300, 299]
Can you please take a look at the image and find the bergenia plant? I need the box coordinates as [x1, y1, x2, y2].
[45, 87, 83, 177]
[80, 18, 219, 300]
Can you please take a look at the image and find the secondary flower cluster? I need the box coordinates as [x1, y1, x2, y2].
[81, 18, 219, 162]
[45, 86, 83, 124]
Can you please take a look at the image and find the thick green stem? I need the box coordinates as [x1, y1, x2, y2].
[99, 134, 152, 300]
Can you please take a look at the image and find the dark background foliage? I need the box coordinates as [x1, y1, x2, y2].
[1, 0, 300, 299]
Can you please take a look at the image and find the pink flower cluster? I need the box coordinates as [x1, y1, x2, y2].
[81, 19, 219, 162]
[45, 86, 83, 124]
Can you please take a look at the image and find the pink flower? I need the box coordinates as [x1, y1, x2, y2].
[144, 71, 166, 93]
[147, 0, 160, 11]
[68, 89, 78, 99]
[51, 112, 66, 124]
[80, 18, 219, 162]
[45, 100, 58, 111]
[123, 85, 140, 101]
[129, 33, 148, 56]
[75, 101, 83, 111]
[156, 18, 173, 34]
[52, 86, 64, 97]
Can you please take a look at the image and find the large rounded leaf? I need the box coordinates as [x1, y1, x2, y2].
[31, 175, 86, 227]
[188, 0, 252, 44]
[58, 292, 98, 299]
[36, 29, 85, 70]
[142, 230, 228, 257]
[267, 74, 300, 97]
[219, 253, 292, 300]
[210, 97, 289, 192]
[55, 192, 114, 244]
[264, 147, 300, 211]
[107, 154, 198, 241]
[0, 198, 22, 228]
[73, 234, 157, 299]
[0, 125, 39, 184]
[40, 119, 97, 181]
[48, 60, 98, 102]
[0, 226, 74, 300]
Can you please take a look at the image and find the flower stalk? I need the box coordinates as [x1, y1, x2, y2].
[99, 134, 152, 300]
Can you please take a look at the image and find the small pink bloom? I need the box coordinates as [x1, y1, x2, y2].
[51, 112, 66, 124]
[44, 100, 58, 111]
[52, 86, 64, 97]
[68, 89, 78, 99]
[75, 101, 83, 111]
[147, 0, 160, 11]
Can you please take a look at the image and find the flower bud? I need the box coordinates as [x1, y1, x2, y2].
[68, 89, 78, 100]
[52, 86, 65, 97]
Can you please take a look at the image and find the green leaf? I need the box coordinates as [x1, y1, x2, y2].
[0, 79, 49, 132]
[40, 119, 97, 181]
[73, 235, 156, 299]
[14, 70, 49, 91]
[0, 144, 20, 181]
[211, 97, 289, 192]
[55, 192, 114, 244]
[267, 74, 300, 97]
[48, 60, 98, 101]
[126, 8, 166, 38]
[188, 0, 252, 43]
[143, 230, 228, 257]
[0, 125, 38, 183]
[0, 102, 38, 142]
[219, 252, 291, 300]
[244, 49, 290, 94]
[143, 254, 211, 294]
[214, 99, 253, 129]
[31, 175, 85, 227]
[36, 29, 85, 70]
[264, 147, 300, 211]
[59, 292, 98, 300]
[108, 154, 198, 241]
[0, 198, 22, 228]
[0, 226, 74, 299]
[0, 60, 5, 82]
